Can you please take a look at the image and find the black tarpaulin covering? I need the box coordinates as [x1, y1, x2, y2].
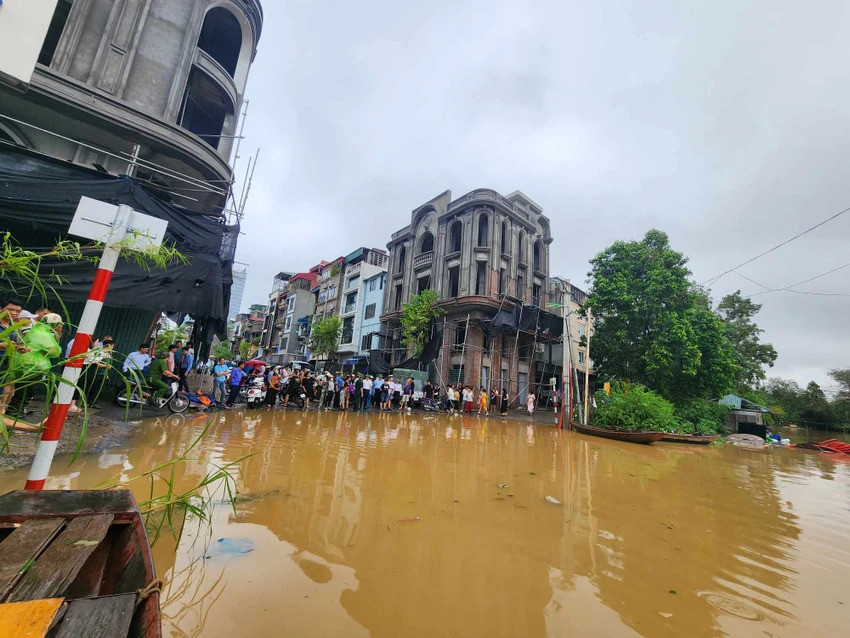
[482, 303, 564, 346]
[368, 323, 444, 374]
[0, 149, 237, 333]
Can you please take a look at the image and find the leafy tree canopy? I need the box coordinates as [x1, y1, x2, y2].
[716, 291, 777, 390]
[211, 342, 233, 360]
[400, 289, 444, 358]
[586, 229, 738, 403]
[310, 316, 342, 360]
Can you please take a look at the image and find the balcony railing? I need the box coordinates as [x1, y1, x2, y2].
[340, 332, 354, 345]
[342, 303, 357, 314]
[346, 261, 362, 275]
[413, 251, 433, 270]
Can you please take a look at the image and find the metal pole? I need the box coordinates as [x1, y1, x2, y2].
[560, 283, 569, 429]
[583, 308, 592, 426]
[25, 205, 132, 490]
[458, 314, 470, 386]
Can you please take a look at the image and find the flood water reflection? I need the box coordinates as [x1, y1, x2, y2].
[4, 410, 850, 636]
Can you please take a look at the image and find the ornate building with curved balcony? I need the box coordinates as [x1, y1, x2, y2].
[0, 0, 262, 212]
[381, 188, 557, 402]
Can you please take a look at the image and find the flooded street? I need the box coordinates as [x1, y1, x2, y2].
[3, 410, 850, 637]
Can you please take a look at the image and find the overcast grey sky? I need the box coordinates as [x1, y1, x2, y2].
[233, 0, 850, 390]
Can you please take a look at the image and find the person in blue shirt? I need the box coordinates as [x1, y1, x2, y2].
[178, 345, 194, 392]
[335, 373, 344, 409]
[225, 362, 245, 407]
[212, 357, 230, 407]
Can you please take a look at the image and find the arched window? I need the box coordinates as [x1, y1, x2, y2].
[518, 231, 526, 263]
[397, 245, 407, 273]
[449, 221, 463, 253]
[477, 214, 489, 247]
[533, 241, 542, 271]
[500, 221, 509, 255]
[419, 232, 434, 254]
[178, 68, 235, 149]
[197, 7, 242, 78]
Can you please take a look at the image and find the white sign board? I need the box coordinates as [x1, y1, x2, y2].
[69, 196, 168, 251]
[0, 0, 59, 86]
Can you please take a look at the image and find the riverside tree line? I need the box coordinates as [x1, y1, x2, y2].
[585, 229, 848, 433]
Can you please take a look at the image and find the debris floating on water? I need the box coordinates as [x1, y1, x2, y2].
[545, 496, 562, 505]
[204, 537, 254, 558]
[497, 483, 509, 489]
[396, 517, 421, 523]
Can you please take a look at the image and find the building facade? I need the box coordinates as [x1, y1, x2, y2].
[275, 269, 318, 362]
[359, 270, 387, 355]
[259, 271, 292, 353]
[336, 247, 389, 364]
[312, 257, 343, 320]
[0, 0, 262, 211]
[229, 265, 248, 320]
[381, 188, 554, 402]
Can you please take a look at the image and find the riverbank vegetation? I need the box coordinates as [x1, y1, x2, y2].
[585, 230, 774, 434]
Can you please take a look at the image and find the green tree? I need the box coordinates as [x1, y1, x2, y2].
[829, 368, 850, 402]
[238, 339, 252, 360]
[586, 229, 738, 403]
[310, 316, 342, 360]
[211, 342, 232, 360]
[800, 381, 832, 428]
[716, 291, 777, 390]
[400, 289, 444, 358]
[154, 324, 191, 356]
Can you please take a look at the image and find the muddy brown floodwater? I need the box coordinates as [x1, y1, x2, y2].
[2, 410, 850, 637]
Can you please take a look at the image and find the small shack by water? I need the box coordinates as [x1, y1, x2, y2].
[720, 394, 773, 438]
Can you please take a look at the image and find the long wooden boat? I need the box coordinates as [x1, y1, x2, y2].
[660, 433, 721, 445]
[0, 490, 161, 638]
[572, 422, 665, 444]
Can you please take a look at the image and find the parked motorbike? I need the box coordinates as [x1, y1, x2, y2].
[115, 380, 190, 413]
[245, 377, 267, 409]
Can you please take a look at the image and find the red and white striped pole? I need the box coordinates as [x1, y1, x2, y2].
[25, 205, 132, 490]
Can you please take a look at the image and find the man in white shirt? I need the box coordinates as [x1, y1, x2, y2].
[362, 375, 373, 410]
[122, 343, 152, 376]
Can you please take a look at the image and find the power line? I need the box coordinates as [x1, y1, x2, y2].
[739, 261, 850, 299]
[701, 205, 850, 286]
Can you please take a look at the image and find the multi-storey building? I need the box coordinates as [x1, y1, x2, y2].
[336, 248, 389, 366]
[312, 257, 343, 320]
[259, 271, 292, 353]
[359, 270, 388, 354]
[381, 188, 555, 402]
[0, 1, 264, 355]
[275, 269, 318, 363]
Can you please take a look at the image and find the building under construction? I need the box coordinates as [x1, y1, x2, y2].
[378, 188, 565, 405]
[0, 0, 263, 354]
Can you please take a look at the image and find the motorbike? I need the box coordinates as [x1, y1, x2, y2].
[115, 380, 190, 413]
[245, 376, 267, 409]
[422, 396, 447, 412]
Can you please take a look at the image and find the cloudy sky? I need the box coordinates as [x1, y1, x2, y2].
[233, 0, 850, 391]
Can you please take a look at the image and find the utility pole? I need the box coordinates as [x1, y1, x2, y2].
[560, 284, 569, 429]
[583, 308, 592, 426]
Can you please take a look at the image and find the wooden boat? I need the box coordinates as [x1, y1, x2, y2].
[660, 433, 721, 445]
[0, 490, 161, 637]
[572, 422, 665, 444]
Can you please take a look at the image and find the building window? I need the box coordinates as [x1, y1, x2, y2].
[37, 0, 73, 67]
[397, 245, 407, 273]
[281, 337, 289, 351]
[178, 68, 235, 149]
[346, 292, 357, 307]
[448, 266, 460, 297]
[518, 231, 526, 263]
[482, 366, 490, 390]
[501, 221, 509, 255]
[341, 317, 354, 344]
[364, 303, 376, 319]
[368, 278, 377, 292]
[361, 334, 373, 351]
[455, 319, 468, 350]
[532, 283, 541, 307]
[394, 284, 403, 310]
[517, 270, 525, 301]
[475, 261, 487, 296]
[284, 316, 292, 333]
[380, 274, 385, 290]
[417, 275, 431, 294]
[477, 214, 489, 247]
[420, 232, 434, 253]
[498, 268, 506, 295]
[347, 275, 360, 290]
[533, 241, 542, 271]
[578, 351, 585, 365]
[197, 7, 242, 77]
[449, 221, 463, 253]
[449, 364, 465, 386]
[287, 296, 295, 312]
[327, 286, 337, 300]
